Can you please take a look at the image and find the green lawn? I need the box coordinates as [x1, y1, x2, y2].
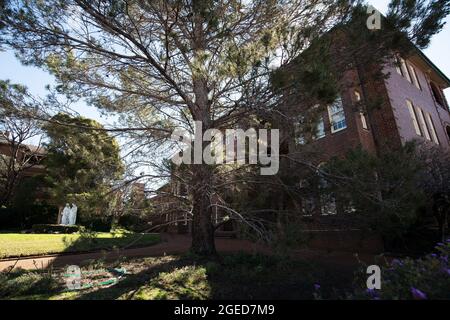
[0, 231, 160, 259]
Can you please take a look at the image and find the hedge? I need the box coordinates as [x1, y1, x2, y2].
[31, 224, 81, 234]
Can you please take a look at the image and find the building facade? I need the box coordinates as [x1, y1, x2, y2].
[290, 49, 450, 161]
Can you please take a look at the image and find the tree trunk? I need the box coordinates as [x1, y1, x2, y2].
[189, 10, 216, 256]
[190, 163, 216, 256]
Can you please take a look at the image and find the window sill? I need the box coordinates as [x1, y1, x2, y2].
[331, 127, 347, 134]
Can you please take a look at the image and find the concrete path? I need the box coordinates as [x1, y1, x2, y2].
[0, 233, 379, 271]
[0, 234, 265, 271]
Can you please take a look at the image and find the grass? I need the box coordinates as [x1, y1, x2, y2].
[0, 230, 161, 259]
[0, 253, 356, 300]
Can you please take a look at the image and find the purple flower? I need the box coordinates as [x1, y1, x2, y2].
[411, 287, 427, 300]
[436, 242, 444, 247]
[430, 253, 437, 258]
[314, 283, 321, 290]
[366, 288, 379, 297]
[391, 259, 403, 266]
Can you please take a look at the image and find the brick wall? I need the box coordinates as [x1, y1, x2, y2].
[383, 60, 450, 149]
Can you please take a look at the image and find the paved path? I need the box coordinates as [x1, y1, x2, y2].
[0, 233, 379, 271]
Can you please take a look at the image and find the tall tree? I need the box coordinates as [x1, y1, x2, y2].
[1, 0, 448, 255]
[43, 113, 124, 223]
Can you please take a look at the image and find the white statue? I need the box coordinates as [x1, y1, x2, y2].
[60, 203, 77, 225]
[61, 203, 71, 225]
[69, 204, 77, 225]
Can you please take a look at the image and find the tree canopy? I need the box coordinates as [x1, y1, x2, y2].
[43, 113, 124, 219]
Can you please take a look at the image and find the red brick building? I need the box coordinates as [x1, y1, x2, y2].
[275, 47, 450, 252]
[0, 134, 47, 205]
[149, 44, 450, 249]
[287, 49, 450, 161]
[0, 134, 46, 178]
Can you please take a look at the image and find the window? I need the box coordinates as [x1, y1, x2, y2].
[406, 100, 422, 136]
[360, 112, 368, 129]
[394, 55, 403, 76]
[294, 116, 307, 145]
[400, 57, 412, 83]
[295, 135, 306, 145]
[396, 55, 422, 89]
[314, 117, 326, 139]
[316, 163, 337, 216]
[425, 113, 440, 145]
[328, 98, 347, 133]
[408, 64, 422, 90]
[321, 196, 337, 215]
[417, 107, 431, 141]
[301, 197, 315, 217]
[430, 82, 445, 107]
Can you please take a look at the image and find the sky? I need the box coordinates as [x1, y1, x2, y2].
[0, 0, 449, 129]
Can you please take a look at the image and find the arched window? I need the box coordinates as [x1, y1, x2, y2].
[446, 126, 450, 142]
[430, 82, 445, 107]
[354, 90, 361, 102]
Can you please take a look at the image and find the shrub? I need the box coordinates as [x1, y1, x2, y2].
[350, 239, 450, 300]
[117, 214, 148, 232]
[0, 208, 21, 230]
[78, 216, 113, 232]
[0, 204, 58, 230]
[31, 224, 81, 234]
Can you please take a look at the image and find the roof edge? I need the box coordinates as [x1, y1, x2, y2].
[413, 47, 450, 88]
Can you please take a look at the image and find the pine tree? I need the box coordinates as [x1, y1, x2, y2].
[1, 0, 448, 255]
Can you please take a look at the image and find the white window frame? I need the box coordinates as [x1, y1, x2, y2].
[400, 57, 412, 83]
[406, 100, 422, 136]
[328, 98, 347, 133]
[425, 112, 440, 145]
[294, 117, 307, 145]
[360, 112, 368, 130]
[417, 107, 431, 141]
[408, 63, 422, 90]
[314, 117, 326, 139]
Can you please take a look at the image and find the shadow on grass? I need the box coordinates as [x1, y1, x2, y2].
[0, 269, 62, 299]
[59, 229, 161, 255]
[69, 252, 356, 300]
